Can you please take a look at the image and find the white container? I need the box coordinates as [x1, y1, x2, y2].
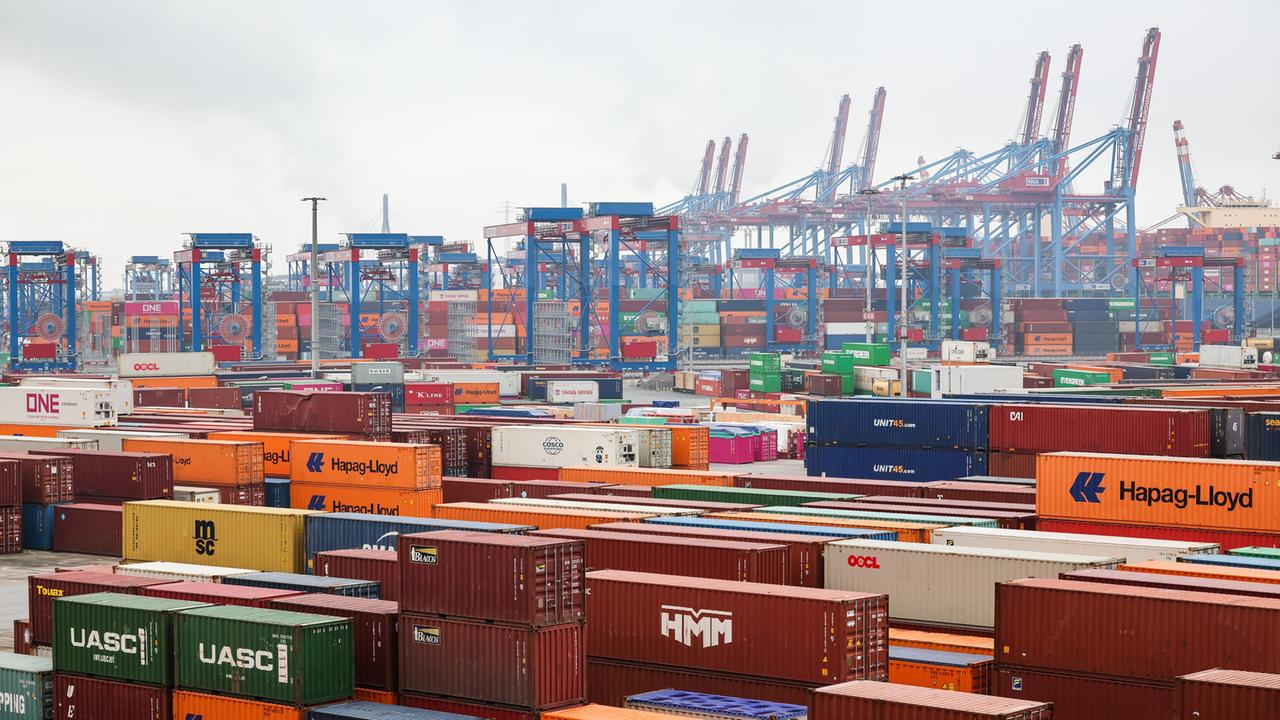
[940, 340, 992, 364]
[575, 402, 622, 422]
[118, 351, 217, 378]
[825, 321, 874, 336]
[57, 429, 189, 452]
[490, 497, 701, 516]
[417, 370, 520, 396]
[1199, 344, 1259, 369]
[173, 486, 222, 504]
[931, 526, 1219, 563]
[352, 361, 405, 384]
[824, 539, 1120, 628]
[929, 364, 1024, 398]
[18, 377, 134, 415]
[114, 560, 255, 582]
[491, 426, 639, 468]
[0, 387, 117, 426]
[854, 366, 898, 392]
[547, 381, 600, 403]
[0, 436, 98, 452]
[430, 290, 478, 302]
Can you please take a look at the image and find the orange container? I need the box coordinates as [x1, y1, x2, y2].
[275, 314, 297, 328]
[289, 439, 441, 489]
[171, 690, 305, 720]
[707, 511, 939, 543]
[889, 653, 992, 693]
[1160, 385, 1280, 398]
[1037, 452, 1280, 533]
[208, 431, 346, 477]
[1066, 364, 1124, 383]
[453, 382, 500, 404]
[276, 339, 299, 353]
[668, 425, 710, 470]
[1117, 559, 1280, 585]
[129, 375, 219, 397]
[121, 437, 264, 486]
[290, 482, 441, 517]
[889, 629, 995, 655]
[0, 423, 73, 438]
[354, 687, 398, 704]
[433, 502, 653, 529]
[542, 705, 668, 720]
[558, 466, 736, 487]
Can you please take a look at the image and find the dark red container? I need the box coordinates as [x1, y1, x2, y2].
[0, 506, 20, 555]
[586, 657, 814, 706]
[0, 453, 74, 504]
[55, 673, 170, 720]
[996, 578, 1280, 682]
[491, 465, 561, 482]
[919, 481, 1037, 506]
[993, 667, 1173, 720]
[857, 494, 1035, 514]
[399, 694, 536, 720]
[391, 427, 467, 473]
[187, 386, 243, 409]
[586, 569, 888, 684]
[314, 548, 400, 601]
[1037, 518, 1280, 552]
[253, 390, 393, 434]
[30, 449, 173, 501]
[405, 383, 454, 406]
[987, 452, 1036, 479]
[807, 374, 844, 396]
[142, 580, 303, 607]
[13, 619, 33, 654]
[531, 528, 788, 584]
[548, 493, 763, 513]
[270, 593, 399, 690]
[1175, 668, 1280, 719]
[218, 483, 266, 506]
[0, 459, 21, 506]
[811, 680, 1052, 720]
[1060, 568, 1280, 600]
[399, 614, 585, 709]
[28, 570, 170, 644]
[52, 503, 122, 555]
[590, 484, 653, 498]
[133, 386, 184, 407]
[804, 500, 1037, 531]
[442, 477, 514, 503]
[736, 474, 925, 498]
[398, 530, 585, 624]
[988, 404, 1211, 457]
[509, 480, 614, 498]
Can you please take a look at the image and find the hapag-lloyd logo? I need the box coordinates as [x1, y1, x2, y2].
[660, 605, 733, 648]
[1070, 471, 1254, 511]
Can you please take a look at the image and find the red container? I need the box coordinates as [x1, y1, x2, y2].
[218, 483, 266, 506]
[988, 404, 1211, 457]
[141, 580, 303, 607]
[1176, 668, 1280, 719]
[52, 503, 123, 555]
[811, 680, 1052, 720]
[398, 530, 585, 624]
[995, 578, 1280, 682]
[993, 667, 1173, 720]
[591, 484, 653, 498]
[737, 474, 925, 497]
[806, 500, 1037, 531]
[807, 374, 844, 396]
[0, 506, 20, 555]
[0, 459, 21, 506]
[399, 615, 585, 709]
[586, 658, 814, 706]
[314, 548, 400, 601]
[857, 494, 1035, 514]
[491, 465, 561, 482]
[509, 480, 614, 498]
[919, 481, 1037, 506]
[55, 673, 170, 720]
[30, 449, 173, 501]
[253, 390, 393, 434]
[1060, 568, 1280, 600]
[187, 386, 243, 409]
[0, 453, 74, 504]
[530, 528, 788, 584]
[547, 493, 762, 513]
[586, 569, 888, 684]
[442, 477, 514, 503]
[134, 386, 184, 407]
[399, 694, 536, 720]
[987, 452, 1036, 479]
[1037, 518, 1280, 552]
[28, 570, 170, 644]
[405, 383, 454, 406]
[13, 619, 33, 654]
[270, 593, 399, 690]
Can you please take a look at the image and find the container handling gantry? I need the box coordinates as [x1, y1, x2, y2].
[124, 256, 174, 301]
[7, 241, 77, 371]
[286, 243, 341, 292]
[175, 233, 264, 361]
[727, 249, 819, 352]
[1133, 246, 1244, 350]
[315, 233, 420, 359]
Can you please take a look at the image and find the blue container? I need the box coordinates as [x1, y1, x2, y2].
[643, 515, 899, 541]
[808, 398, 988, 449]
[805, 444, 987, 482]
[305, 512, 533, 569]
[309, 701, 485, 720]
[624, 690, 807, 720]
[21, 504, 56, 550]
[353, 383, 405, 412]
[889, 645, 993, 666]
[223, 571, 381, 598]
[265, 478, 291, 508]
[1176, 554, 1280, 572]
[527, 377, 623, 401]
[1246, 412, 1280, 460]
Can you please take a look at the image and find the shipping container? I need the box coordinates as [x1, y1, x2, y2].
[4, 454, 73, 505]
[398, 614, 584, 708]
[115, 561, 258, 583]
[585, 658, 813, 707]
[174, 604, 354, 705]
[993, 667, 1172, 720]
[806, 445, 987, 482]
[989, 403, 1211, 457]
[921, 481, 1037, 505]
[807, 399, 989, 449]
[508, 480, 616, 499]
[208, 432, 347, 477]
[488, 497, 703, 516]
[651, 484, 860, 507]
[1177, 552, 1280, 571]
[142, 581, 304, 608]
[995, 578, 1280, 681]
[530, 528, 788, 584]
[855, 493, 1035, 515]
[52, 504, 122, 555]
[736, 474, 927, 497]
[53, 592, 211, 685]
[305, 512, 531, 560]
[1036, 517, 1280, 552]
[433, 502, 653, 530]
[708, 511, 942, 543]
[0, 436, 97, 452]
[311, 700, 489, 720]
[1175, 668, 1280, 720]
[27, 571, 172, 645]
[18, 377, 134, 415]
[122, 500, 312, 573]
[55, 672, 170, 720]
[931, 526, 1218, 563]
[121, 438, 264, 487]
[810, 680, 1051, 720]
[559, 466, 738, 487]
[0, 387, 116, 426]
[399, 694, 536, 720]
[491, 426, 640, 468]
[173, 485, 222, 504]
[586, 569, 888, 684]
[352, 688, 398, 704]
[289, 440, 441, 489]
[1060, 567, 1280, 599]
[31, 449, 172, 501]
[890, 645, 993, 694]
[0, 653, 52, 720]
[758, 504, 1000, 529]
[812, 500, 1036, 531]
[57, 429, 187, 453]
[171, 689, 308, 720]
[1116, 558, 1280, 584]
[313, 549, 398, 601]
[547, 493, 755, 513]
[118, 351, 216, 378]
[398, 530, 584, 624]
[288, 483, 441, 517]
[889, 629, 995, 655]
[441, 477, 514, 503]
[253, 391, 393, 435]
[224, 572, 381, 598]
[0, 459, 19, 507]
[268, 594, 397, 691]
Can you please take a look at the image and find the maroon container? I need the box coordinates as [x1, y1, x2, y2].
[0, 453, 74, 504]
[805, 500, 1037, 531]
[1060, 568, 1280, 600]
[399, 694, 536, 720]
[917, 482, 1038, 506]
[13, 619, 33, 654]
[736, 474, 926, 497]
[141, 580, 304, 607]
[988, 404, 1211, 457]
[28, 571, 170, 644]
[509, 480, 615, 498]
[30, 449, 173, 501]
[399, 614, 585, 709]
[491, 465, 560, 482]
[52, 503, 123, 555]
[217, 483, 266, 506]
[586, 569, 888, 684]
[391, 427, 467, 473]
[187, 386, 243, 409]
[314, 548, 400, 601]
[987, 452, 1037, 479]
[254, 390, 393, 434]
[270, 593, 399, 690]
[586, 657, 814, 706]
[1037, 518, 1280, 553]
[548, 493, 762, 513]
[0, 459, 21, 506]
[55, 673, 169, 720]
[0, 506, 20, 555]
[398, 531, 585, 624]
[442, 477, 514, 503]
[530, 528, 788, 584]
[807, 374, 845, 396]
[996, 578, 1280, 682]
[1176, 668, 1280, 719]
[812, 680, 1052, 720]
[590, 484, 653, 498]
[856, 494, 1035, 513]
[133, 386, 185, 407]
[993, 667, 1173, 720]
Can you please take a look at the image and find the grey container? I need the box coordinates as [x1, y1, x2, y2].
[309, 700, 485, 720]
[222, 572, 380, 598]
[0, 653, 53, 720]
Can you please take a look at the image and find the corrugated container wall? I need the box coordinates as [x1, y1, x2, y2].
[55, 673, 170, 720]
[53, 592, 211, 686]
[122, 501, 312, 573]
[0, 654, 52, 720]
[807, 399, 989, 449]
[267, 594, 398, 691]
[989, 404, 1211, 456]
[530, 528, 788, 584]
[810, 680, 1052, 720]
[992, 667, 1173, 720]
[1175, 668, 1280, 720]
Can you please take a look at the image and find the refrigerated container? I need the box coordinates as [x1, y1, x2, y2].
[931, 526, 1218, 563]
[18, 377, 135, 415]
[114, 561, 257, 583]
[491, 426, 640, 468]
[0, 387, 116, 426]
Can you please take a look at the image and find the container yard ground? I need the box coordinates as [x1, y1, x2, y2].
[0, 551, 108, 651]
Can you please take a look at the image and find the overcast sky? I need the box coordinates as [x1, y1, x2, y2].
[1, 1, 1275, 288]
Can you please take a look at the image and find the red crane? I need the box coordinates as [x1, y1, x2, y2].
[712, 135, 733, 196]
[1114, 27, 1162, 189]
[827, 95, 852, 174]
[696, 139, 716, 196]
[1019, 51, 1052, 145]
[729, 133, 749, 207]
[1048, 44, 1083, 178]
[858, 87, 887, 190]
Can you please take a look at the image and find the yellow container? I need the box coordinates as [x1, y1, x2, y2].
[122, 500, 312, 572]
[289, 439, 441, 489]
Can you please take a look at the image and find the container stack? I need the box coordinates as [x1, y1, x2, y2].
[121, 501, 313, 573]
[12, 454, 74, 550]
[747, 353, 781, 392]
[351, 361, 407, 412]
[287, 438, 443, 516]
[0, 459, 20, 555]
[121, 438, 265, 506]
[0, 653, 53, 718]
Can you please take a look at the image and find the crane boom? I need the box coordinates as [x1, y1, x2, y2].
[1020, 51, 1052, 145]
[1049, 44, 1083, 178]
[1114, 27, 1162, 189]
[729, 133, 749, 207]
[712, 136, 732, 195]
[1173, 120, 1199, 207]
[827, 95, 852, 174]
[858, 87, 887, 191]
[696, 139, 715, 196]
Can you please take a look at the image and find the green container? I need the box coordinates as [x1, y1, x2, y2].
[1052, 368, 1112, 388]
[619, 417, 667, 425]
[54, 592, 211, 686]
[1147, 352, 1175, 366]
[821, 351, 856, 375]
[911, 368, 933, 394]
[748, 352, 782, 374]
[174, 605, 353, 706]
[1108, 298, 1137, 310]
[681, 312, 723, 326]
[839, 342, 892, 366]
[748, 375, 781, 392]
[685, 300, 718, 313]
[756, 506, 999, 528]
[0, 653, 53, 720]
[653, 484, 861, 507]
[1227, 546, 1280, 560]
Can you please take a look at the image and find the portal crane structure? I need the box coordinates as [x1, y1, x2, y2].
[6, 241, 77, 371]
[175, 233, 264, 360]
[313, 233, 420, 359]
